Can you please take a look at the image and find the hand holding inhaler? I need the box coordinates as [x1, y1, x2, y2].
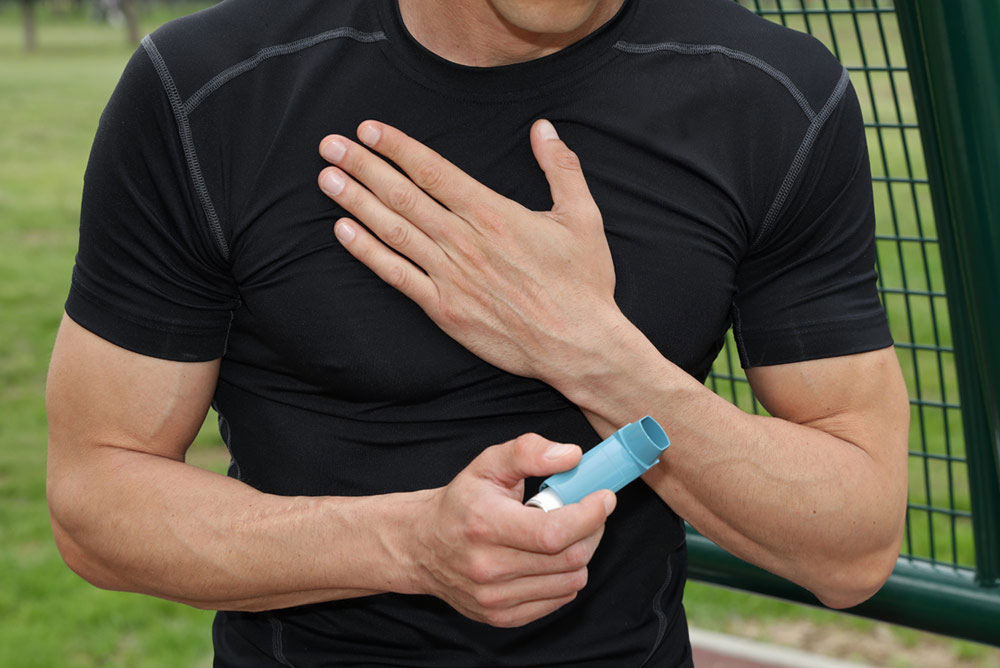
[413, 433, 615, 628]
[526, 416, 670, 511]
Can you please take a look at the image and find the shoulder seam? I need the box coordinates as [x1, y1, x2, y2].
[613, 40, 816, 121]
[183, 27, 386, 115]
[754, 67, 851, 247]
[141, 34, 231, 261]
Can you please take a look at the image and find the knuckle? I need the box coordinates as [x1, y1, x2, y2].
[467, 557, 501, 585]
[496, 615, 523, 629]
[461, 513, 491, 543]
[451, 236, 485, 266]
[345, 148, 370, 180]
[515, 432, 542, 447]
[386, 183, 417, 213]
[437, 299, 465, 328]
[414, 160, 444, 192]
[554, 148, 582, 172]
[470, 201, 505, 234]
[537, 525, 567, 554]
[358, 237, 379, 262]
[386, 263, 408, 290]
[484, 608, 522, 628]
[512, 433, 540, 460]
[473, 587, 504, 610]
[483, 611, 507, 627]
[384, 223, 410, 248]
[564, 542, 591, 570]
[590, 523, 606, 546]
[569, 568, 589, 592]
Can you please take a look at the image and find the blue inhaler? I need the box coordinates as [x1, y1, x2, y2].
[525, 416, 670, 512]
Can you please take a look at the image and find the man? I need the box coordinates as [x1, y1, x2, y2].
[46, 0, 909, 665]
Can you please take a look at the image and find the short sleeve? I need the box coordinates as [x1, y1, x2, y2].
[66, 46, 240, 362]
[732, 78, 893, 368]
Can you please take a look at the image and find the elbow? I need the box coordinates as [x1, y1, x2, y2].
[48, 478, 259, 614]
[812, 545, 898, 610]
[47, 472, 120, 592]
[49, 510, 119, 591]
[47, 474, 85, 575]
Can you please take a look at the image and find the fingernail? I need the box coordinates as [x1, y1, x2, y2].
[322, 139, 346, 163]
[322, 171, 345, 196]
[359, 124, 381, 146]
[538, 119, 558, 141]
[603, 492, 616, 516]
[335, 221, 355, 243]
[545, 443, 575, 460]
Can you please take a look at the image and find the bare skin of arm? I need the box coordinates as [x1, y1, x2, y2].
[46, 314, 614, 625]
[317, 118, 910, 609]
[561, 322, 910, 609]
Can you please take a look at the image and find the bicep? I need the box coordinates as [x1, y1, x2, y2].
[746, 346, 909, 466]
[46, 313, 220, 465]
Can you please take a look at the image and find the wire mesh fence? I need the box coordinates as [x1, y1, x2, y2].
[709, 0, 973, 572]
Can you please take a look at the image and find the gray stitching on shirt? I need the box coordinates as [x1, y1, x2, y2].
[613, 40, 816, 121]
[184, 28, 387, 115]
[268, 615, 296, 667]
[638, 553, 674, 668]
[141, 34, 231, 261]
[755, 67, 850, 246]
[731, 301, 750, 367]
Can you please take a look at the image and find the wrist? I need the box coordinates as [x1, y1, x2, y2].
[381, 486, 441, 597]
[534, 303, 631, 392]
[546, 309, 673, 418]
[319, 487, 439, 597]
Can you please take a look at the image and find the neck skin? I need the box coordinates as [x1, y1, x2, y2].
[397, 0, 626, 67]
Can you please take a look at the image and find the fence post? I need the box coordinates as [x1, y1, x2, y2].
[893, 0, 1000, 586]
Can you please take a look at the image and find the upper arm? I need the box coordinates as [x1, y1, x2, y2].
[45, 314, 221, 588]
[745, 347, 909, 606]
[746, 347, 910, 472]
[46, 313, 220, 574]
[46, 313, 220, 481]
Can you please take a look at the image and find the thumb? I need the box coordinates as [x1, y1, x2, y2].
[471, 433, 582, 489]
[530, 119, 597, 218]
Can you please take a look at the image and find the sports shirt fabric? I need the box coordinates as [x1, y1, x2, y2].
[66, 0, 893, 665]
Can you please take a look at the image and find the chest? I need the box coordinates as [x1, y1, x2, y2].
[217, 88, 750, 405]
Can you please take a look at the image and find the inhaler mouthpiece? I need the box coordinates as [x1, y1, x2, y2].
[525, 416, 669, 511]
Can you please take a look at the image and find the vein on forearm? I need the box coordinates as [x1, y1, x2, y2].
[552, 319, 904, 596]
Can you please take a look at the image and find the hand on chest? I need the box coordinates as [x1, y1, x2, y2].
[225, 121, 742, 399]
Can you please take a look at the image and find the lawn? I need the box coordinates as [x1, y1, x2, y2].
[0, 2, 997, 666]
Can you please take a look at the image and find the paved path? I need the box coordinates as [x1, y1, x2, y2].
[690, 628, 875, 668]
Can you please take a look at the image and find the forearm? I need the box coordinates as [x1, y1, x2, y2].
[547, 312, 906, 608]
[47, 443, 429, 612]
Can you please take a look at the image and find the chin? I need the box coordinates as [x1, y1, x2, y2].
[489, 0, 606, 34]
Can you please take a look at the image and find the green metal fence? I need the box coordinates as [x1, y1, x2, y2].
[694, 0, 1000, 646]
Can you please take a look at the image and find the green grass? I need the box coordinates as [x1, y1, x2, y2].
[0, 5, 223, 667]
[0, 2, 997, 666]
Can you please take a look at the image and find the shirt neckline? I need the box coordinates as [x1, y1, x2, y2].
[375, 0, 638, 99]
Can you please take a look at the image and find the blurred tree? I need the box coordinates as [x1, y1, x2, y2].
[120, 0, 139, 45]
[20, 0, 37, 51]
[94, 0, 142, 46]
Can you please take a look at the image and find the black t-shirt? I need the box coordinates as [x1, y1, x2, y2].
[66, 0, 892, 665]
